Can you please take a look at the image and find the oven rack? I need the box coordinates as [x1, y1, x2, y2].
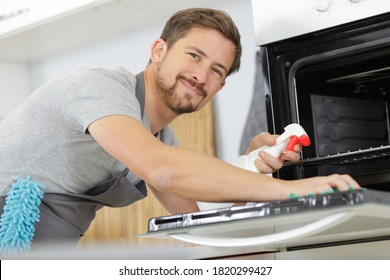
[285, 145, 390, 167]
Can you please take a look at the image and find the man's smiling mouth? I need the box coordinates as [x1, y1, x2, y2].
[179, 77, 206, 98]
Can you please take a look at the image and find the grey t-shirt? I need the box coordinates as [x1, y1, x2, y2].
[0, 67, 178, 196]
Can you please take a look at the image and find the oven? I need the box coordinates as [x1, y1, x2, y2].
[253, 0, 390, 192]
[140, 1, 390, 259]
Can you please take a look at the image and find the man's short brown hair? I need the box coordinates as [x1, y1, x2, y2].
[160, 8, 242, 78]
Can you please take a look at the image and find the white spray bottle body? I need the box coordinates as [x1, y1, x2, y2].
[234, 139, 289, 174]
[196, 124, 311, 211]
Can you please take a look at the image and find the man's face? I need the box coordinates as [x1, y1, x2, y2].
[155, 27, 235, 114]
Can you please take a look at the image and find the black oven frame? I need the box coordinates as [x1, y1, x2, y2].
[260, 12, 390, 190]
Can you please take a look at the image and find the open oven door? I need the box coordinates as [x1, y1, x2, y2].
[139, 189, 390, 251]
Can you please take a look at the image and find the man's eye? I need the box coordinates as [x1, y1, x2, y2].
[212, 68, 223, 77]
[188, 52, 199, 60]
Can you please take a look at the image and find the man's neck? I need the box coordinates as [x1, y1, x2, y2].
[143, 67, 178, 134]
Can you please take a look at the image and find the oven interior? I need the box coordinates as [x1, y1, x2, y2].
[290, 46, 390, 191]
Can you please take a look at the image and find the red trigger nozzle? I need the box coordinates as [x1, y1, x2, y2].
[286, 135, 299, 151]
[299, 135, 311, 146]
[286, 134, 311, 151]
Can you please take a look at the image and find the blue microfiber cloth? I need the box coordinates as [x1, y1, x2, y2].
[0, 176, 45, 253]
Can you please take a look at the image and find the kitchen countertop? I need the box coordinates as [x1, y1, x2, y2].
[3, 238, 389, 259]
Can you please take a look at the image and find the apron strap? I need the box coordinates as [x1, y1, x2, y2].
[135, 72, 145, 119]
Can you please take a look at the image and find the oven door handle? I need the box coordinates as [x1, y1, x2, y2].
[168, 211, 351, 247]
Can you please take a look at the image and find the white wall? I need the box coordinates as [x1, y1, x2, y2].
[0, 61, 31, 119]
[212, 0, 257, 163]
[7, 0, 258, 163]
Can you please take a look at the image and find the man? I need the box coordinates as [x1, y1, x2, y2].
[0, 8, 359, 246]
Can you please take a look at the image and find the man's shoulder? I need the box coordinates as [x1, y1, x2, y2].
[65, 67, 137, 94]
[75, 67, 135, 81]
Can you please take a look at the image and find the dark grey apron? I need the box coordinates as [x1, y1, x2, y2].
[0, 72, 148, 246]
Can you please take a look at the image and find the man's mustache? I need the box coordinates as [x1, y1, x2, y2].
[177, 75, 207, 97]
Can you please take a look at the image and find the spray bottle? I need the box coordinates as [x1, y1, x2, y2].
[196, 123, 311, 211]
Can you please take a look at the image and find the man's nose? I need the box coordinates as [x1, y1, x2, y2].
[191, 65, 209, 84]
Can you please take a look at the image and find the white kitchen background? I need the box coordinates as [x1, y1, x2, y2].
[0, 0, 258, 164]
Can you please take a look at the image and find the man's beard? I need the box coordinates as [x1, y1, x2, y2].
[156, 67, 207, 115]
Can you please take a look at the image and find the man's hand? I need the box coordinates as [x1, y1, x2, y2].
[246, 132, 302, 174]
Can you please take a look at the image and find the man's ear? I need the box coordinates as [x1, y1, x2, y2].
[150, 39, 167, 63]
[218, 80, 226, 91]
